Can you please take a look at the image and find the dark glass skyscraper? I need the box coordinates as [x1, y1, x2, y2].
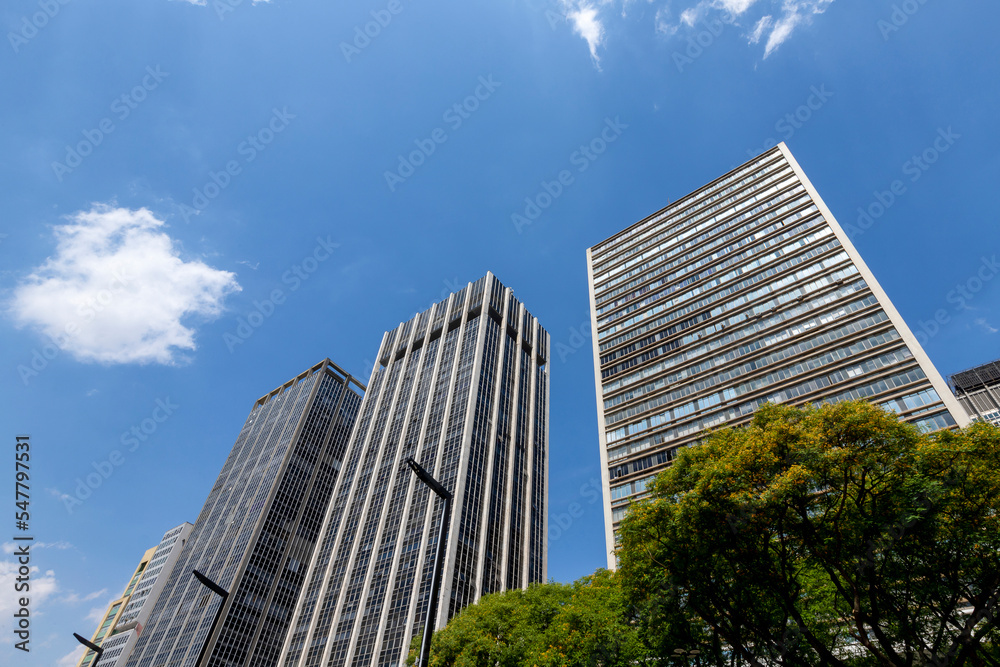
[125, 359, 364, 667]
[279, 272, 549, 667]
[951, 360, 1000, 426]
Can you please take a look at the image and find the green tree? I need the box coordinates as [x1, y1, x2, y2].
[408, 570, 648, 666]
[618, 400, 1000, 666]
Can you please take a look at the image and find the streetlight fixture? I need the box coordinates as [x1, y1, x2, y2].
[192, 569, 229, 667]
[73, 632, 103, 667]
[404, 456, 453, 667]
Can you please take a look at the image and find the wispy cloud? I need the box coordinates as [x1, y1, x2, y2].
[2, 540, 75, 554]
[9, 204, 240, 365]
[975, 317, 998, 334]
[85, 603, 110, 624]
[57, 645, 85, 667]
[653, 0, 834, 59]
[59, 588, 108, 605]
[552, 0, 832, 64]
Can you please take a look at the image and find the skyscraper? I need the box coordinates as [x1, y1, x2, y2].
[279, 272, 549, 667]
[76, 544, 159, 667]
[126, 359, 364, 667]
[951, 360, 1000, 426]
[586, 143, 969, 567]
[86, 522, 194, 667]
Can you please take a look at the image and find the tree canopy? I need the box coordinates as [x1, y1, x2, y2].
[618, 400, 1000, 666]
[408, 569, 647, 667]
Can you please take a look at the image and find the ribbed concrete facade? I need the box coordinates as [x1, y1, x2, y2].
[279, 272, 549, 667]
[587, 143, 968, 567]
[125, 360, 363, 667]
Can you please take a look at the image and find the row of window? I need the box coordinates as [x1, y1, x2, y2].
[591, 157, 786, 283]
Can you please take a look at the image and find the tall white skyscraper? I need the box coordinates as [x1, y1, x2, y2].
[280, 272, 549, 667]
[586, 143, 968, 567]
[86, 522, 194, 667]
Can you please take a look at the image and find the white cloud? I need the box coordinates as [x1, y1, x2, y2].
[2, 541, 75, 554]
[9, 204, 240, 365]
[566, 4, 606, 66]
[86, 603, 110, 624]
[58, 645, 86, 667]
[975, 318, 998, 334]
[749, 15, 773, 44]
[716, 0, 759, 15]
[59, 588, 108, 605]
[0, 562, 58, 618]
[653, 0, 834, 58]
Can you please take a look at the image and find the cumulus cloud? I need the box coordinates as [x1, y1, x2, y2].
[9, 204, 240, 365]
[0, 561, 58, 618]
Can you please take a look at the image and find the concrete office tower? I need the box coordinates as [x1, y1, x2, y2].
[77, 546, 159, 667]
[586, 143, 968, 567]
[126, 360, 364, 667]
[88, 522, 194, 667]
[279, 272, 549, 667]
[951, 360, 1000, 426]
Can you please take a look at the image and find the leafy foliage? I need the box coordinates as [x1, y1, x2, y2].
[618, 401, 1000, 666]
[408, 570, 648, 667]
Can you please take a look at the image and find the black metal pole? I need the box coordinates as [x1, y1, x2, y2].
[419, 493, 452, 667]
[73, 632, 104, 667]
[192, 570, 229, 667]
[404, 457, 453, 667]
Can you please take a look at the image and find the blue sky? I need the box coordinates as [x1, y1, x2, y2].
[2, 0, 998, 664]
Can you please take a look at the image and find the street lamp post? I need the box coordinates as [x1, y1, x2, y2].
[404, 457, 453, 667]
[192, 569, 229, 667]
[73, 632, 104, 667]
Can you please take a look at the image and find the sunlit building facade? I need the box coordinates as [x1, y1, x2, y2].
[90, 522, 194, 667]
[279, 272, 549, 667]
[77, 545, 159, 667]
[125, 360, 364, 667]
[586, 143, 968, 567]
